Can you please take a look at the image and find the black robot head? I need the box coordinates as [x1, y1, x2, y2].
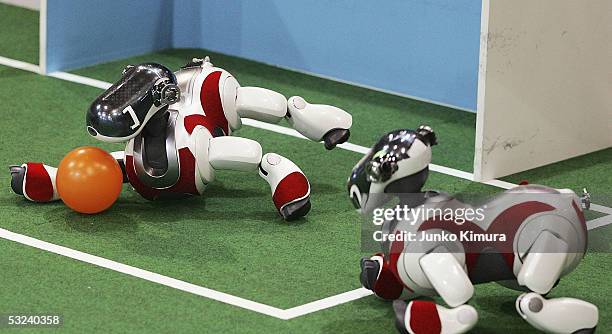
[86, 63, 181, 142]
[347, 125, 437, 211]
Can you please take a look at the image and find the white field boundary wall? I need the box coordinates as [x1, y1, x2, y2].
[0, 0, 39, 10]
[474, 0, 611, 181]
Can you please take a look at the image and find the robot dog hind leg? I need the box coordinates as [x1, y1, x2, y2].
[206, 136, 311, 221]
[229, 84, 352, 150]
[514, 230, 598, 333]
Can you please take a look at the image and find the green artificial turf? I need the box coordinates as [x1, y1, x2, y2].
[503, 148, 612, 207]
[1, 60, 611, 332]
[0, 3, 39, 64]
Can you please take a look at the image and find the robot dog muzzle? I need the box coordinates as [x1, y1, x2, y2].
[86, 63, 179, 142]
[347, 126, 437, 211]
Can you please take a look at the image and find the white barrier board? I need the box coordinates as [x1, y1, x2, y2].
[475, 0, 611, 180]
[0, 0, 39, 10]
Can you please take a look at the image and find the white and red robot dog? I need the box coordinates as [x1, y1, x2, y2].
[348, 126, 598, 333]
[10, 57, 352, 220]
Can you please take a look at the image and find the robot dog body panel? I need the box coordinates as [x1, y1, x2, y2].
[122, 64, 234, 200]
[384, 186, 587, 297]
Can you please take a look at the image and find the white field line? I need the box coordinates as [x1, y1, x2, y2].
[0, 227, 287, 320]
[0, 57, 610, 319]
[48, 71, 112, 90]
[586, 215, 612, 230]
[0, 56, 41, 74]
[590, 204, 612, 216]
[283, 287, 373, 319]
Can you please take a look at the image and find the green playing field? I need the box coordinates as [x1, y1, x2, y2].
[0, 3, 610, 333]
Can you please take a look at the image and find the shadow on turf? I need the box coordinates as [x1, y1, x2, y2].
[42, 199, 302, 227]
[39, 180, 309, 234]
[470, 295, 540, 333]
[205, 181, 268, 198]
[320, 297, 395, 334]
[309, 181, 343, 195]
[44, 206, 138, 233]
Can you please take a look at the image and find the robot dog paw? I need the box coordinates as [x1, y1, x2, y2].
[394, 300, 477, 334]
[279, 196, 311, 221]
[360, 257, 381, 290]
[322, 128, 350, 150]
[9, 165, 25, 196]
[286, 96, 352, 145]
[259, 153, 311, 221]
[393, 300, 410, 334]
[516, 293, 598, 334]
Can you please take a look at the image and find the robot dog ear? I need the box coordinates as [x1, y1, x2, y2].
[152, 78, 181, 106]
[122, 64, 135, 75]
[416, 125, 437, 146]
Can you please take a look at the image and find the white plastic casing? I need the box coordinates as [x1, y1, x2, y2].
[409, 303, 478, 334]
[220, 74, 242, 131]
[517, 293, 598, 333]
[286, 96, 352, 141]
[259, 153, 305, 195]
[236, 87, 288, 123]
[21, 164, 60, 201]
[419, 247, 474, 307]
[191, 127, 215, 186]
[517, 230, 569, 294]
[208, 136, 263, 172]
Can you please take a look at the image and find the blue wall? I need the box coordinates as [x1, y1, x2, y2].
[46, 0, 481, 110]
[172, 0, 482, 110]
[45, 0, 173, 72]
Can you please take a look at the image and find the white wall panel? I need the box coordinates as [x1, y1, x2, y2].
[475, 0, 611, 180]
[0, 0, 39, 10]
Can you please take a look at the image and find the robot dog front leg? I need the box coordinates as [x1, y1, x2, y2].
[234, 87, 352, 149]
[516, 230, 598, 333]
[9, 151, 128, 202]
[361, 246, 478, 333]
[360, 254, 413, 301]
[206, 136, 311, 220]
[9, 163, 60, 202]
[394, 246, 478, 334]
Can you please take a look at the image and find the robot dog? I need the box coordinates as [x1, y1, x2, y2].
[348, 126, 598, 333]
[10, 57, 352, 220]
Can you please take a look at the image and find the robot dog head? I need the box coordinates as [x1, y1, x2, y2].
[86, 63, 180, 142]
[347, 125, 436, 212]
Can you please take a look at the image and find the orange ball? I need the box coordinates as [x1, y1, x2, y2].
[57, 146, 123, 214]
